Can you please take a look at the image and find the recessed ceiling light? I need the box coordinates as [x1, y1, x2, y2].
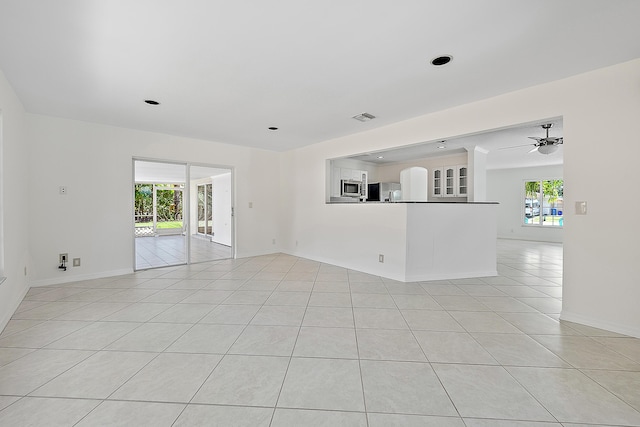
[268, 127, 279, 131]
[431, 55, 452, 66]
[144, 99, 160, 105]
[377, 156, 384, 159]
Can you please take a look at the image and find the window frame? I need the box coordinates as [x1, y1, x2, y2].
[522, 177, 564, 228]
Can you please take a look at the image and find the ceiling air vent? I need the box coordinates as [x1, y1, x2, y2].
[352, 112, 376, 122]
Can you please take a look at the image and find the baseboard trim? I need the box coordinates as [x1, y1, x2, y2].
[235, 250, 280, 259]
[560, 310, 640, 339]
[0, 282, 30, 334]
[29, 268, 134, 288]
[405, 270, 498, 282]
[281, 251, 495, 283]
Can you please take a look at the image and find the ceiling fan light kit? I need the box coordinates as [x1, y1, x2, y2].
[529, 123, 563, 155]
[537, 144, 558, 155]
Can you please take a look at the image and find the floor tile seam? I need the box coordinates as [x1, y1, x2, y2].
[528, 335, 636, 370]
[0, 320, 47, 340]
[423, 359, 464, 420]
[454, 329, 503, 366]
[3, 319, 102, 350]
[0, 348, 38, 368]
[101, 349, 207, 404]
[13, 299, 95, 320]
[492, 311, 568, 337]
[578, 368, 640, 415]
[91, 288, 164, 304]
[180, 346, 234, 408]
[0, 395, 99, 419]
[349, 298, 369, 420]
[15, 348, 99, 397]
[273, 404, 370, 415]
[183, 290, 270, 403]
[497, 364, 568, 424]
[102, 299, 182, 323]
[270, 265, 320, 418]
[101, 307, 197, 352]
[53, 300, 139, 322]
[578, 336, 640, 366]
[267, 327, 302, 421]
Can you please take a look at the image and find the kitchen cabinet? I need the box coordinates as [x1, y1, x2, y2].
[433, 165, 467, 198]
[340, 168, 367, 182]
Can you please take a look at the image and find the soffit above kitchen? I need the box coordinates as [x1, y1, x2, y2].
[0, 1, 639, 152]
[348, 119, 564, 170]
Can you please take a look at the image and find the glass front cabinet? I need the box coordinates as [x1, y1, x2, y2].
[432, 165, 467, 198]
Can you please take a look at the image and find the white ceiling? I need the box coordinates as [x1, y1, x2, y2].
[1, 1, 639, 161]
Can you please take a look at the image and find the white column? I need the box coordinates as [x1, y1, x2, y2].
[468, 146, 488, 202]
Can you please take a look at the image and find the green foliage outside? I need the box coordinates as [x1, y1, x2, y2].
[543, 179, 563, 207]
[134, 184, 183, 225]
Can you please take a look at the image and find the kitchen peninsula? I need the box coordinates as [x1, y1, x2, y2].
[322, 147, 496, 282]
[321, 201, 497, 282]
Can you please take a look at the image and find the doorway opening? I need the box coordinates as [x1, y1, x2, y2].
[133, 159, 233, 270]
[189, 165, 233, 263]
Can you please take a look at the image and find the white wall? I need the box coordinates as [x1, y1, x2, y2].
[487, 165, 564, 243]
[27, 114, 280, 286]
[282, 58, 640, 338]
[0, 70, 30, 331]
[212, 173, 232, 246]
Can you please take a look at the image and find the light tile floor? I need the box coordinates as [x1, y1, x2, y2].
[135, 235, 232, 269]
[1, 240, 640, 426]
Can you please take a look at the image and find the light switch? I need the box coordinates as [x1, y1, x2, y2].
[248, 202, 253, 208]
[575, 201, 587, 215]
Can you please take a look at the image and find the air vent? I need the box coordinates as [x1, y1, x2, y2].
[352, 112, 376, 122]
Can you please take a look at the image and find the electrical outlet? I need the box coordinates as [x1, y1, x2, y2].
[59, 253, 68, 264]
[24, 266, 27, 276]
[379, 254, 384, 263]
[73, 258, 81, 267]
[272, 239, 276, 245]
[249, 202, 253, 208]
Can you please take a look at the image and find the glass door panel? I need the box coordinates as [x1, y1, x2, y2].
[133, 160, 187, 270]
[189, 166, 233, 263]
[155, 185, 184, 235]
[205, 183, 213, 235]
[197, 183, 213, 236]
[197, 184, 206, 234]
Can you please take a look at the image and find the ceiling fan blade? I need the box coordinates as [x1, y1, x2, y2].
[528, 137, 542, 142]
[498, 143, 534, 150]
[543, 137, 562, 144]
[528, 146, 539, 154]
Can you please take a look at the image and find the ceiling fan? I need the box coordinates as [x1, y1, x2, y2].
[501, 123, 564, 155]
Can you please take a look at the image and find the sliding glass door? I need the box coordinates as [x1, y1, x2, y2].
[133, 159, 234, 270]
[134, 160, 188, 270]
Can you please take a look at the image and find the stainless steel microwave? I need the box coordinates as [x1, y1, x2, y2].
[341, 180, 362, 198]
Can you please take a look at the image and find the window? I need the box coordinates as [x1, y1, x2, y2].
[524, 179, 563, 227]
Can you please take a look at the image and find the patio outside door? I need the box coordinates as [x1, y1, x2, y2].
[197, 183, 213, 236]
